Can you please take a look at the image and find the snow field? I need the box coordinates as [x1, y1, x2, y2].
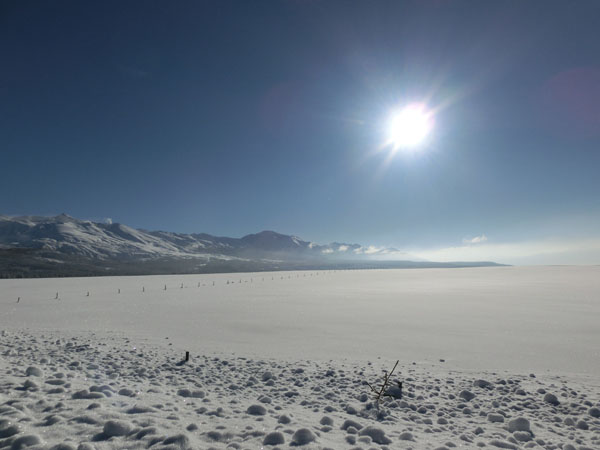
[1, 266, 599, 373]
[1, 330, 599, 449]
[0, 266, 599, 448]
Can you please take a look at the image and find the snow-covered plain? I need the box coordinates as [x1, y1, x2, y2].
[1, 266, 599, 449]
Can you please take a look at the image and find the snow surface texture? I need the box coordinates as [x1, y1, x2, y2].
[1, 266, 598, 373]
[0, 331, 599, 449]
[0, 266, 599, 448]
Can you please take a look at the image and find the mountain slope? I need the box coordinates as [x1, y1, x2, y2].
[0, 214, 408, 261]
[0, 214, 503, 277]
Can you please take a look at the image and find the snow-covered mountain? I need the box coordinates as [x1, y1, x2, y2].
[0, 214, 407, 261]
[0, 214, 500, 277]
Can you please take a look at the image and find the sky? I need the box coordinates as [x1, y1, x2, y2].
[2, 1, 600, 264]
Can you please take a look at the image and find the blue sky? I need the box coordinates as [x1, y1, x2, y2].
[2, 1, 599, 264]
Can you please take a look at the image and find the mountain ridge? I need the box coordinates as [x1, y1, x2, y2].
[0, 214, 504, 278]
[0, 214, 408, 260]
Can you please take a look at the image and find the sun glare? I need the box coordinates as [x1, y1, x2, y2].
[387, 104, 433, 150]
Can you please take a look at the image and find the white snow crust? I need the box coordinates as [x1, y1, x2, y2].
[0, 266, 598, 449]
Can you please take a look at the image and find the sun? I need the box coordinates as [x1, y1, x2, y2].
[387, 104, 433, 150]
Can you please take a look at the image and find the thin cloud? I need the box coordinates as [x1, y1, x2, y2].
[463, 234, 488, 245]
[412, 238, 600, 265]
[352, 245, 387, 255]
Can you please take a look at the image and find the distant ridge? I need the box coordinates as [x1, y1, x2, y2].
[0, 214, 504, 278]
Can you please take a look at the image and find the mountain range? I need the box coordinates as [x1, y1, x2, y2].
[0, 214, 502, 277]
